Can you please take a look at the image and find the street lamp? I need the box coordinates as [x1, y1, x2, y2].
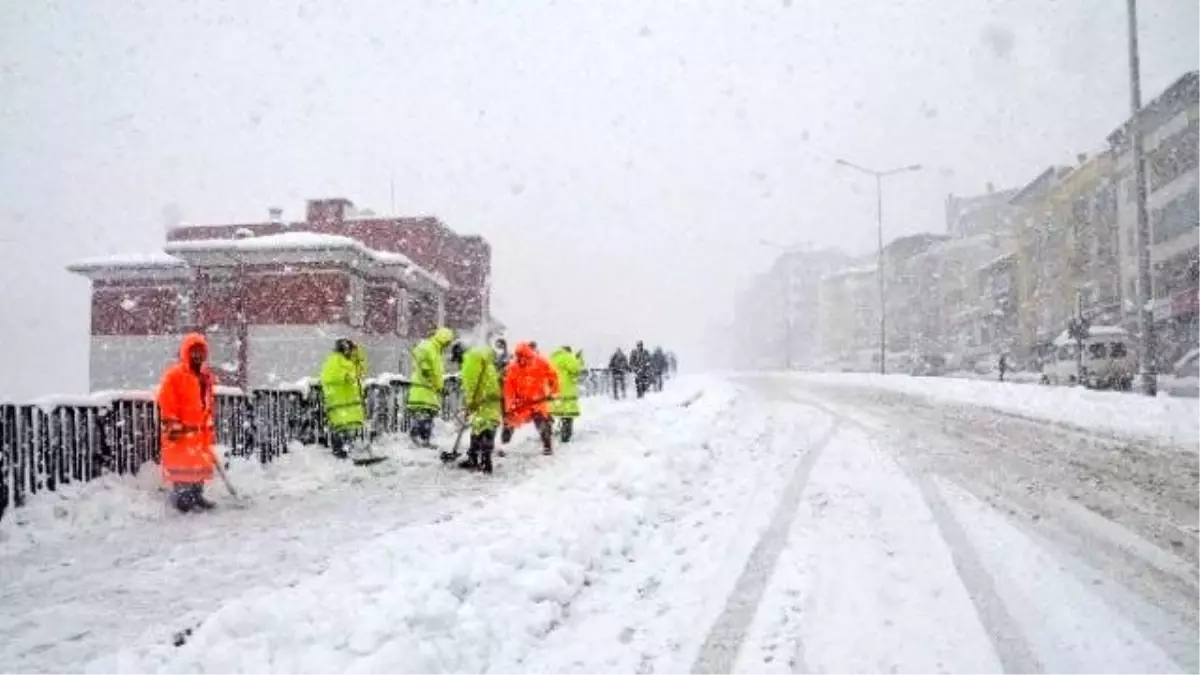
[760, 239, 811, 371]
[835, 159, 923, 375]
[1125, 0, 1158, 396]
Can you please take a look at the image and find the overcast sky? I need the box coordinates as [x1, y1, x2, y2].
[1, 0, 1196, 398]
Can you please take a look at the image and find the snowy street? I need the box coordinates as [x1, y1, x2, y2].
[1, 375, 1197, 673]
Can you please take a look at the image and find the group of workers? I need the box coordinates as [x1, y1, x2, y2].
[154, 326, 623, 513]
[399, 331, 587, 474]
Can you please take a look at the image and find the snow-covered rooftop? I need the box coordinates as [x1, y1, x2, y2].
[165, 232, 448, 288]
[67, 251, 186, 270]
[71, 232, 449, 289]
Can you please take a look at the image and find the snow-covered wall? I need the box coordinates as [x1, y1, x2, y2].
[247, 325, 413, 388]
[89, 336, 179, 391]
[90, 332, 238, 392]
[89, 328, 414, 392]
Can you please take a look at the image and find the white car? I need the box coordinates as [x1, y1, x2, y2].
[1040, 326, 1137, 390]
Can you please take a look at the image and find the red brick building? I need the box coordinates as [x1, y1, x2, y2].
[69, 198, 499, 391]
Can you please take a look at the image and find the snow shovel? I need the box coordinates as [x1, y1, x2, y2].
[204, 446, 249, 508]
[350, 433, 388, 467]
[440, 414, 472, 465]
[350, 377, 387, 467]
[441, 362, 491, 465]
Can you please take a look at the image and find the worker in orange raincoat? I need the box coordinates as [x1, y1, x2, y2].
[157, 332, 218, 513]
[501, 341, 560, 454]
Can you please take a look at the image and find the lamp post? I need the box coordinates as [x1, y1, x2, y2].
[1126, 0, 1157, 396]
[835, 159, 923, 374]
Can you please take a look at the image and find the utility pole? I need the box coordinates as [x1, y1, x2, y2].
[835, 159, 923, 375]
[1126, 0, 1158, 396]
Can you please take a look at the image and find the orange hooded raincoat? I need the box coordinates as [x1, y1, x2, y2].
[157, 333, 217, 484]
[503, 342, 560, 427]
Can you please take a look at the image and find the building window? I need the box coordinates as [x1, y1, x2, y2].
[348, 275, 365, 327]
[1152, 187, 1199, 245]
[1148, 119, 1199, 192]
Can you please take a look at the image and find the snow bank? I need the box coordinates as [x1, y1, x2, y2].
[0, 438, 438, 558]
[793, 372, 1199, 447]
[943, 369, 1042, 385]
[1, 461, 169, 554]
[90, 377, 745, 673]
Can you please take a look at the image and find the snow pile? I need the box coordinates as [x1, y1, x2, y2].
[90, 378, 751, 673]
[793, 372, 1199, 447]
[0, 462, 170, 554]
[517, 396, 834, 673]
[0, 436, 456, 556]
[943, 369, 1042, 384]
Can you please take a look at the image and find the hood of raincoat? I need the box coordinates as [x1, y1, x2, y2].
[432, 327, 455, 349]
[179, 333, 209, 363]
[514, 341, 536, 361]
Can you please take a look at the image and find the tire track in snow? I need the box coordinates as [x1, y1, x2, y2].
[690, 419, 838, 674]
[905, 472, 1043, 674]
[786, 391, 1042, 674]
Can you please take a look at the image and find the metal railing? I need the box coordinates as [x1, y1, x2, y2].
[0, 369, 627, 522]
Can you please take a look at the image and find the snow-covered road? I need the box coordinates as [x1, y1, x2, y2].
[1, 374, 1195, 673]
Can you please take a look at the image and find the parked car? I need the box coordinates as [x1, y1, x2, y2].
[912, 353, 947, 376]
[1040, 326, 1137, 390]
[1161, 348, 1200, 398]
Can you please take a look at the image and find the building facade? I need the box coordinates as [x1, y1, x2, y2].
[1108, 70, 1199, 367]
[733, 247, 849, 369]
[69, 198, 496, 392]
[945, 184, 1019, 239]
[817, 263, 878, 367]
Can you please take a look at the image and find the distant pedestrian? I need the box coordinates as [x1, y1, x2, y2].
[494, 337, 511, 374]
[609, 348, 629, 399]
[998, 354, 1008, 383]
[630, 341, 652, 398]
[651, 347, 668, 392]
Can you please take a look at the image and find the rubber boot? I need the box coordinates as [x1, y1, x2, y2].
[458, 433, 480, 471]
[330, 430, 349, 460]
[192, 484, 217, 511]
[479, 430, 495, 474]
[171, 483, 195, 513]
[535, 416, 553, 455]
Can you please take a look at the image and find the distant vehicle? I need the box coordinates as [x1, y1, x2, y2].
[1161, 348, 1200, 398]
[912, 353, 947, 376]
[1040, 325, 1136, 390]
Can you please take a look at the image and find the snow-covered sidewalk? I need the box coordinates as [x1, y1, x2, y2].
[788, 371, 1199, 447]
[0, 385, 613, 670]
[82, 377, 826, 673]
